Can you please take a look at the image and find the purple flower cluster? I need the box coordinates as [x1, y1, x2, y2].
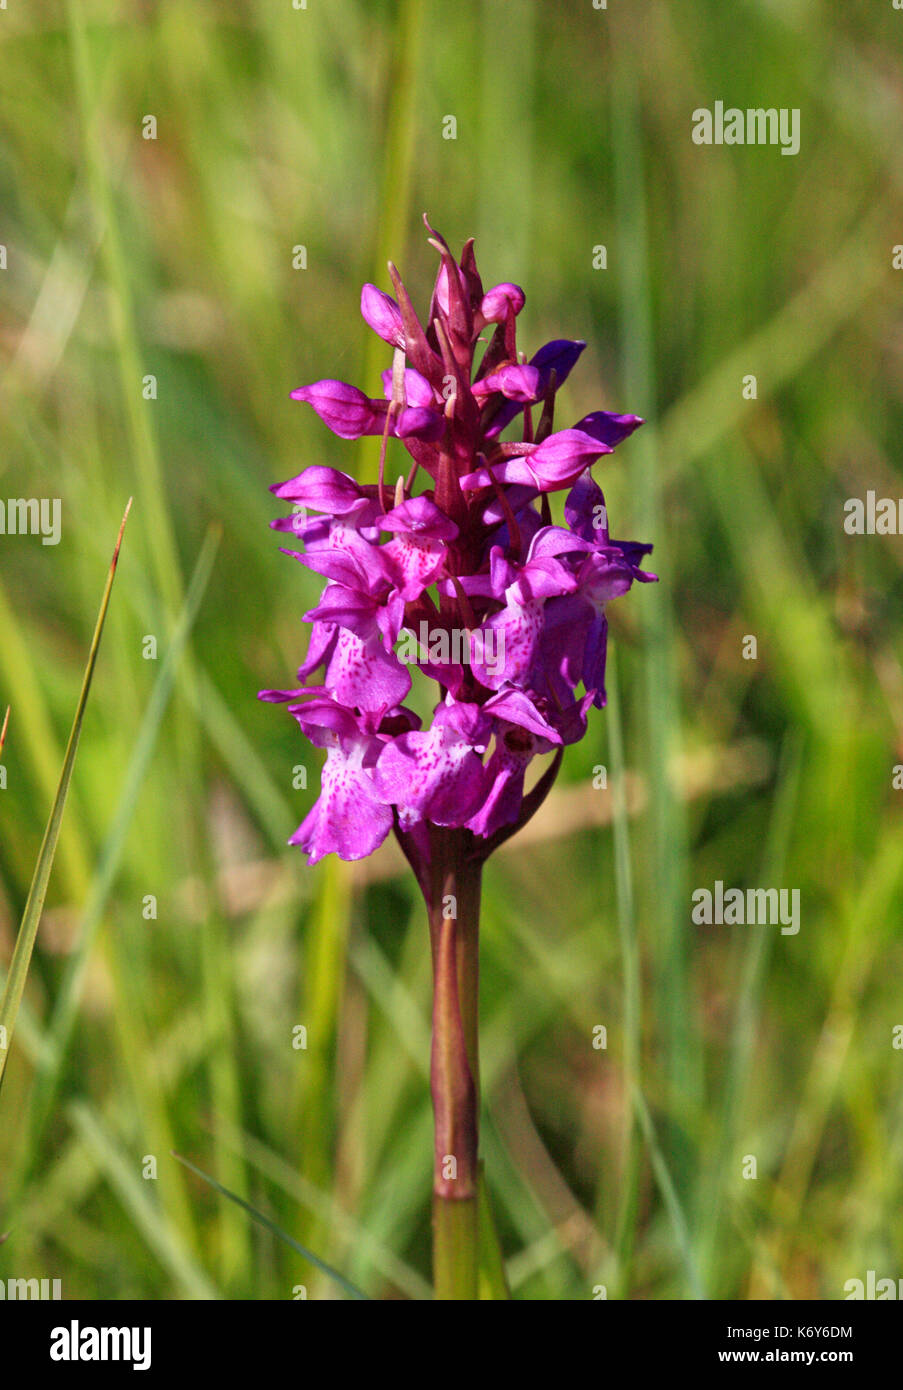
[261, 222, 656, 868]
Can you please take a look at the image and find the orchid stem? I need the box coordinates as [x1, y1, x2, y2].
[428, 828, 481, 1299]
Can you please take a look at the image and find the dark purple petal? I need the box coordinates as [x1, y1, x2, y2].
[564, 474, 609, 541]
[573, 411, 644, 449]
[582, 612, 610, 709]
[539, 595, 594, 690]
[530, 338, 586, 387]
[480, 485, 539, 524]
[610, 538, 657, 580]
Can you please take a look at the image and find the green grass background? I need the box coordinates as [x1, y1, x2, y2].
[1, 0, 902, 1299]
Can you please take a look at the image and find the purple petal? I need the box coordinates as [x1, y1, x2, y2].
[465, 741, 530, 838]
[361, 284, 405, 349]
[380, 496, 458, 541]
[395, 406, 446, 442]
[292, 530, 392, 594]
[576, 551, 636, 607]
[474, 363, 542, 403]
[480, 485, 539, 523]
[525, 430, 612, 488]
[527, 525, 593, 560]
[482, 687, 562, 742]
[463, 431, 610, 494]
[582, 612, 610, 709]
[482, 340, 587, 439]
[291, 380, 389, 440]
[479, 283, 525, 323]
[289, 696, 364, 746]
[380, 366, 437, 409]
[271, 465, 366, 514]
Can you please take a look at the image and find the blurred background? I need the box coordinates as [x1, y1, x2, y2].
[1, 0, 902, 1300]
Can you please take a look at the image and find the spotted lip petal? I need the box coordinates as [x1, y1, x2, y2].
[372, 701, 490, 829]
[375, 497, 460, 601]
[324, 627, 411, 716]
[290, 742, 393, 863]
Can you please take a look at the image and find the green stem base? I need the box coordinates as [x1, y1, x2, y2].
[433, 1193, 479, 1301]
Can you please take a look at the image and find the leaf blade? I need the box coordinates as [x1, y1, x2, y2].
[0, 501, 131, 1095]
[172, 1152, 370, 1301]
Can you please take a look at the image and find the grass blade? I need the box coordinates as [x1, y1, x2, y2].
[171, 1152, 370, 1301]
[16, 526, 221, 1172]
[477, 1166, 511, 1300]
[632, 1085, 706, 1300]
[0, 501, 131, 1096]
[210, 1119, 433, 1300]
